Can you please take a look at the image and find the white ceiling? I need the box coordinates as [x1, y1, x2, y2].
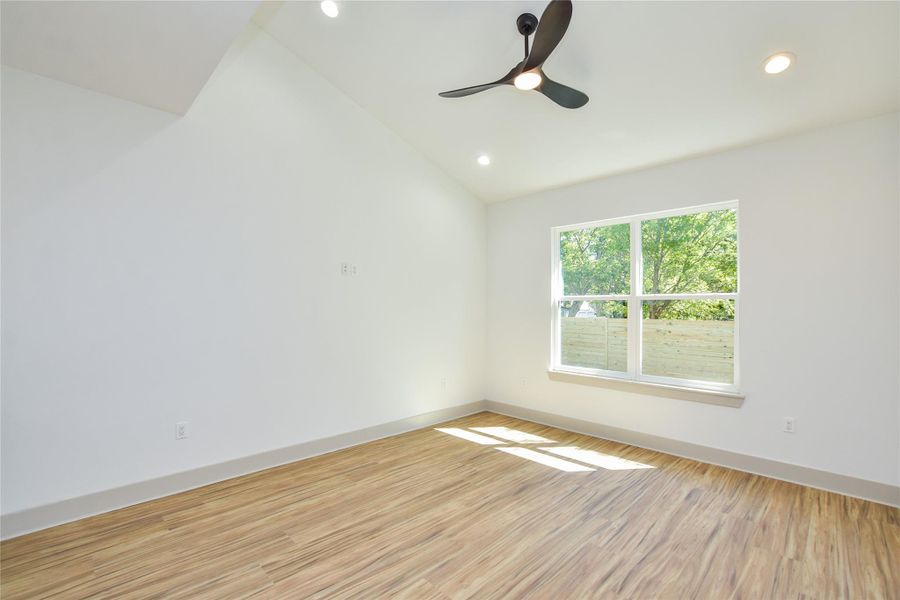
[255, 1, 899, 202]
[1, 1, 258, 115]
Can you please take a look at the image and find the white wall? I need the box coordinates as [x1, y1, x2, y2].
[3, 18, 896, 520]
[487, 113, 899, 487]
[1, 25, 486, 515]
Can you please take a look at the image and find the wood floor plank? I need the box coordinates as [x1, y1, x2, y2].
[2, 412, 897, 599]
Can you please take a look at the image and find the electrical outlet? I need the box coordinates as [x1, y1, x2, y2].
[340, 262, 358, 277]
[175, 421, 189, 440]
[783, 417, 795, 434]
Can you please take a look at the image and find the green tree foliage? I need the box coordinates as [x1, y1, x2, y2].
[641, 209, 736, 319]
[559, 223, 629, 316]
[560, 209, 737, 320]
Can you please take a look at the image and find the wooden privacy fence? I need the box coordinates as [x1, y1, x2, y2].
[561, 317, 734, 384]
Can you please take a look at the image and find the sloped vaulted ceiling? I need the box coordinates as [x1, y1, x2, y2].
[2, 1, 897, 200]
[1, 1, 258, 115]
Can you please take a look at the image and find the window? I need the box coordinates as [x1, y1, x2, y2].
[551, 202, 739, 393]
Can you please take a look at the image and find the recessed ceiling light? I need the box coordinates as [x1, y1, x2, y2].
[477, 154, 491, 166]
[764, 52, 794, 75]
[514, 71, 542, 91]
[320, 0, 339, 18]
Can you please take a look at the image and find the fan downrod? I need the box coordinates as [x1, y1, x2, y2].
[516, 13, 538, 36]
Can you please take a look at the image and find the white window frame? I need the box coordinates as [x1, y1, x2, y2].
[550, 200, 740, 394]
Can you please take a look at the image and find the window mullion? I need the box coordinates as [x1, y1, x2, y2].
[551, 228, 561, 369]
[560, 295, 630, 301]
[629, 218, 641, 380]
[552, 202, 739, 393]
[638, 293, 737, 301]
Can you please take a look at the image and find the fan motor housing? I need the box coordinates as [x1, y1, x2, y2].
[516, 13, 539, 36]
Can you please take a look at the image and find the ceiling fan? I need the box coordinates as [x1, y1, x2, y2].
[438, 0, 588, 109]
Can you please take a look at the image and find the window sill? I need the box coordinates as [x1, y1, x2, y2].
[547, 369, 745, 407]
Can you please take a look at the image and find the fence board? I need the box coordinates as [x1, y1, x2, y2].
[561, 317, 733, 383]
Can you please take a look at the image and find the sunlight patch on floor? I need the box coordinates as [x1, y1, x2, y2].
[470, 427, 554, 444]
[497, 447, 595, 472]
[435, 428, 505, 445]
[436, 424, 656, 474]
[541, 446, 655, 470]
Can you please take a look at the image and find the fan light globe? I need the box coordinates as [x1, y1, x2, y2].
[514, 72, 542, 90]
[477, 155, 491, 166]
[320, 0, 339, 18]
[764, 53, 793, 74]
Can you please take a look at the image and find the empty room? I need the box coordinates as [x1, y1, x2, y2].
[1, 0, 898, 598]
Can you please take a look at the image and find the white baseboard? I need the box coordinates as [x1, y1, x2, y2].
[484, 400, 900, 508]
[0, 401, 487, 540]
[5, 399, 896, 540]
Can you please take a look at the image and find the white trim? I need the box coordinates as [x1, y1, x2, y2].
[734, 204, 743, 391]
[551, 200, 740, 394]
[554, 214, 633, 233]
[548, 368, 742, 401]
[557, 364, 631, 380]
[6, 401, 898, 542]
[559, 294, 737, 301]
[0, 401, 486, 540]
[550, 227, 562, 368]
[631, 215, 642, 380]
[628, 217, 644, 380]
[484, 401, 900, 508]
[559, 294, 631, 301]
[553, 200, 739, 234]
[628, 372, 736, 394]
[638, 293, 737, 301]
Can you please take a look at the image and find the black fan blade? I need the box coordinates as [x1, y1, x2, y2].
[524, 0, 572, 71]
[439, 62, 523, 98]
[439, 81, 507, 98]
[537, 75, 588, 109]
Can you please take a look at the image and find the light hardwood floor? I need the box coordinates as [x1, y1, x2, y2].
[2, 412, 898, 599]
